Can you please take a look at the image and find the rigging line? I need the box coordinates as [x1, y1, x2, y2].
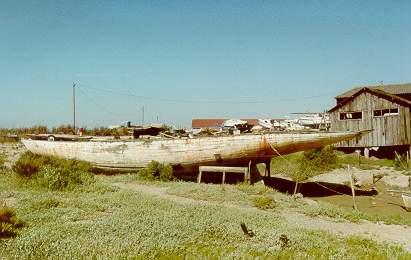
[78, 84, 337, 104]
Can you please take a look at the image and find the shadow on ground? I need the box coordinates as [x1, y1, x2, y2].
[263, 176, 378, 197]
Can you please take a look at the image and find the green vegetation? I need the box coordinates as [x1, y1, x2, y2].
[270, 146, 339, 193]
[0, 150, 409, 257]
[253, 195, 276, 210]
[138, 160, 175, 181]
[270, 147, 400, 179]
[0, 202, 24, 238]
[337, 152, 395, 169]
[12, 152, 94, 191]
[0, 172, 409, 258]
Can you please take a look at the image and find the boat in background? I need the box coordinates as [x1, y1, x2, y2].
[21, 130, 370, 173]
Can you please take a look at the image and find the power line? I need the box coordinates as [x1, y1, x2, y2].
[76, 87, 127, 121]
[78, 84, 337, 104]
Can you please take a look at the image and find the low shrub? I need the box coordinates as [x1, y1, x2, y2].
[13, 152, 51, 178]
[13, 152, 94, 191]
[394, 152, 409, 170]
[138, 161, 175, 181]
[0, 202, 24, 238]
[300, 146, 338, 174]
[36, 164, 94, 191]
[253, 196, 276, 210]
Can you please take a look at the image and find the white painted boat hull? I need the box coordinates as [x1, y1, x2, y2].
[21, 131, 368, 171]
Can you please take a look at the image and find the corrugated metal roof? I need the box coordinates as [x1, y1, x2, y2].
[335, 83, 411, 99]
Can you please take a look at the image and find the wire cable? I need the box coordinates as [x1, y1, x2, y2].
[76, 87, 127, 121]
[77, 84, 337, 104]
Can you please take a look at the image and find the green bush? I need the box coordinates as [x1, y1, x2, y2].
[0, 202, 24, 238]
[300, 146, 338, 174]
[138, 161, 175, 181]
[13, 152, 94, 190]
[13, 152, 51, 178]
[36, 164, 94, 191]
[253, 196, 276, 210]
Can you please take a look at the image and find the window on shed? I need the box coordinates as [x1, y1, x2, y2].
[373, 108, 399, 117]
[339, 112, 362, 120]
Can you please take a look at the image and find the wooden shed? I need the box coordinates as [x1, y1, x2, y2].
[329, 83, 411, 157]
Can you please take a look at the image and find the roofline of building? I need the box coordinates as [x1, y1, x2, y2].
[335, 83, 411, 99]
[328, 87, 411, 113]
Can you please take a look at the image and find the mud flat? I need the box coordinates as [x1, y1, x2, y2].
[310, 167, 411, 219]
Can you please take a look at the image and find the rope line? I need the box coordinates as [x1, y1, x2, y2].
[312, 181, 347, 196]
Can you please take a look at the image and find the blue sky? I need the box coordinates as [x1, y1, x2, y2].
[1, 1, 410, 128]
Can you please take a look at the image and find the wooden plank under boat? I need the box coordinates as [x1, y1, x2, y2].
[21, 130, 370, 173]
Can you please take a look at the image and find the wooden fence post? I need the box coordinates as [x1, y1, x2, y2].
[348, 165, 358, 210]
[197, 170, 202, 184]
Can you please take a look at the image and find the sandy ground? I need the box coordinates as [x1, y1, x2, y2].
[0, 143, 26, 169]
[310, 166, 411, 188]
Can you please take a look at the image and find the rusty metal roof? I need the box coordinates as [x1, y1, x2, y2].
[335, 83, 411, 99]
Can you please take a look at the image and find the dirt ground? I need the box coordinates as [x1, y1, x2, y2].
[0, 142, 26, 168]
[315, 183, 411, 218]
[308, 166, 411, 219]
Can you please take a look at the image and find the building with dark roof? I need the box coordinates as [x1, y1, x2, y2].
[329, 83, 411, 156]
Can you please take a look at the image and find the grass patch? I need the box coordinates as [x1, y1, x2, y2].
[337, 152, 395, 169]
[0, 153, 4, 169]
[0, 174, 409, 258]
[31, 198, 62, 210]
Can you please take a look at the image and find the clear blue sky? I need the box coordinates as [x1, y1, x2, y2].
[1, 1, 410, 128]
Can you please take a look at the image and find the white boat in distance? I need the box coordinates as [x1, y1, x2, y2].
[22, 130, 369, 173]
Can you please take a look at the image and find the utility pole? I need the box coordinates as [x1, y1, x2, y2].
[73, 82, 76, 134]
[142, 106, 144, 127]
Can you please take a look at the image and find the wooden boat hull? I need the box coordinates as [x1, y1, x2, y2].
[21, 131, 368, 172]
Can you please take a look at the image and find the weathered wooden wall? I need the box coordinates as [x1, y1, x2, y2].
[330, 92, 411, 147]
